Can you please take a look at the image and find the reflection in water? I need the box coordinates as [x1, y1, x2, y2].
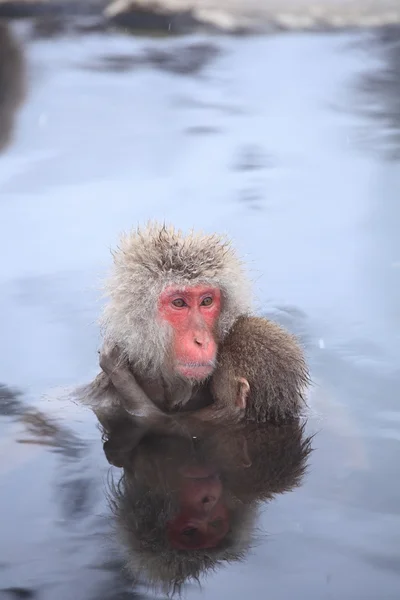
[0, 382, 312, 596]
[0, 383, 135, 599]
[0, 383, 83, 457]
[100, 412, 313, 593]
[82, 42, 220, 75]
[0, 21, 26, 153]
[0, 383, 24, 416]
[1, 384, 85, 450]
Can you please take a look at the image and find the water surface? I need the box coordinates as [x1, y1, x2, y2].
[0, 22, 399, 600]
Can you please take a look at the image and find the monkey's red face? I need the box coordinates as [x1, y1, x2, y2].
[158, 285, 221, 380]
[166, 469, 230, 550]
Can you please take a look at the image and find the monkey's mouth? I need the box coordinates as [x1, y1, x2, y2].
[177, 361, 215, 380]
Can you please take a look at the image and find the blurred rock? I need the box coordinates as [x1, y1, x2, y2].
[0, 0, 400, 34]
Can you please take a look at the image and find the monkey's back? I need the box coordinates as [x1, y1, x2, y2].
[216, 315, 310, 422]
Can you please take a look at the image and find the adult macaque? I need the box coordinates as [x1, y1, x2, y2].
[82, 222, 251, 417]
[81, 222, 309, 426]
[102, 412, 313, 593]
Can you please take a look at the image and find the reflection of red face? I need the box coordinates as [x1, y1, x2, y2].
[166, 471, 230, 550]
[158, 285, 221, 380]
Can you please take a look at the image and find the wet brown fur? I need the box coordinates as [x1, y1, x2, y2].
[211, 316, 310, 422]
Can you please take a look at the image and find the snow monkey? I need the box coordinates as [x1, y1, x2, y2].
[210, 315, 309, 422]
[82, 222, 309, 427]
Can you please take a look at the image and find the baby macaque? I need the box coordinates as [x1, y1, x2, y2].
[210, 315, 309, 422]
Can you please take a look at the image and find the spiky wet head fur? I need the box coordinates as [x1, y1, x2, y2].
[100, 222, 252, 376]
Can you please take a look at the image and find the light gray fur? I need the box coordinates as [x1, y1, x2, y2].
[100, 221, 253, 377]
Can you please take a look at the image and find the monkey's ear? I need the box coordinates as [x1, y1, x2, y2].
[235, 377, 250, 410]
[237, 434, 252, 468]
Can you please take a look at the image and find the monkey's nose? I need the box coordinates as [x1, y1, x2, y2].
[194, 334, 209, 348]
[201, 495, 217, 509]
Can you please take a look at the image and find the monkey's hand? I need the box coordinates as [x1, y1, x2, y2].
[99, 341, 153, 417]
[99, 341, 128, 377]
[189, 379, 248, 424]
[211, 377, 249, 422]
[99, 341, 186, 436]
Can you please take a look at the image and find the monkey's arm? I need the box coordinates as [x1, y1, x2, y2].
[185, 377, 249, 423]
[99, 343, 189, 435]
[99, 344, 247, 429]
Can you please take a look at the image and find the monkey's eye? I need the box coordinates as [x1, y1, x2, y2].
[172, 298, 186, 308]
[201, 296, 213, 307]
[181, 527, 197, 537]
[209, 519, 223, 529]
